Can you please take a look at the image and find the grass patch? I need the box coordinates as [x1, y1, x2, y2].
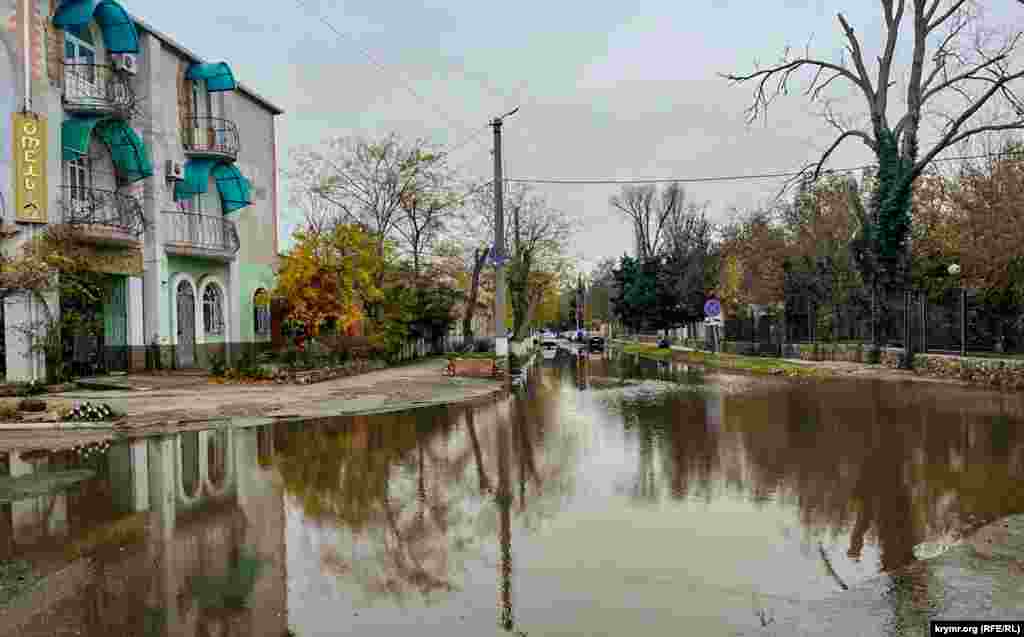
[620, 343, 822, 378]
[620, 344, 674, 360]
[446, 352, 497, 360]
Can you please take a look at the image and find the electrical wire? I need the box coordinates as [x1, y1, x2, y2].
[503, 151, 1022, 186]
[293, 0, 490, 157]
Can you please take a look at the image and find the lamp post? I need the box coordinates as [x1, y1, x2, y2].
[948, 263, 965, 357]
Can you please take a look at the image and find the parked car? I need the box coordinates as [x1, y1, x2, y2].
[541, 340, 558, 359]
[588, 336, 605, 352]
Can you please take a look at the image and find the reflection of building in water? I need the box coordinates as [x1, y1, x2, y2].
[0, 425, 286, 637]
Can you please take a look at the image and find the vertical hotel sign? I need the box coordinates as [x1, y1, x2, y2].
[12, 113, 46, 223]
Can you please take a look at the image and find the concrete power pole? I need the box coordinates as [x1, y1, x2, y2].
[491, 108, 518, 358]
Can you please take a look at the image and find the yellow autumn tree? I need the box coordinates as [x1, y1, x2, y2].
[275, 224, 383, 335]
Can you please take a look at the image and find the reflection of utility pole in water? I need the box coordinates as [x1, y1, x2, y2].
[466, 410, 491, 494]
[497, 420, 514, 632]
[576, 351, 588, 390]
[705, 390, 722, 435]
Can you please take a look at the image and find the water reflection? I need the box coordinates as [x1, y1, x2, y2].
[0, 426, 286, 637]
[278, 354, 1022, 635]
[1, 352, 1022, 636]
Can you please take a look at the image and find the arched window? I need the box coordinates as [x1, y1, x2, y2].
[203, 283, 224, 335]
[254, 288, 271, 336]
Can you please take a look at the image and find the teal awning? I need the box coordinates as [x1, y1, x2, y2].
[174, 159, 252, 213]
[185, 62, 237, 93]
[53, 0, 140, 54]
[212, 163, 251, 213]
[62, 116, 153, 183]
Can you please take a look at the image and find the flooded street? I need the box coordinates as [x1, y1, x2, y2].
[1, 350, 1022, 636]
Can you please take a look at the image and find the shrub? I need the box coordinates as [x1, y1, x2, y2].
[15, 380, 47, 397]
[209, 355, 227, 377]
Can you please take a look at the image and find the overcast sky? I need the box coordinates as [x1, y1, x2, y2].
[132, 0, 1024, 272]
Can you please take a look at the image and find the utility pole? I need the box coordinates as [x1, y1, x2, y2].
[576, 274, 583, 338]
[491, 107, 518, 359]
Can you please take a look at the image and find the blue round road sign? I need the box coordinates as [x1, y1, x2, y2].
[704, 298, 721, 317]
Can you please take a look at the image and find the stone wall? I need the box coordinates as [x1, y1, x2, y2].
[742, 341, 1024, 390]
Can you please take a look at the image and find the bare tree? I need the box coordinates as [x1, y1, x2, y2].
[291, 134, 444, 262]
[454, 186, 499, 343]
[506, 185, 575, 339]
[394, 161, 460, 279]
[724, 1, 1024, 365]
[610, 183, 686, 261]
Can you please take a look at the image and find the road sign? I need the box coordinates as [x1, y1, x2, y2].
[704, 298, 721, 318]
[487, 246, 508, 267]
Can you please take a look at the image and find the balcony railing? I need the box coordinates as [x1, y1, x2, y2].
[181, 117, 240, 160]
[61, 63, 135, 115]
[60, 186, 145, 242]
[163, 211, 240, 258]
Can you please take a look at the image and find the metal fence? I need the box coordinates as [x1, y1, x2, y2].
[721, 288, 1024, 357]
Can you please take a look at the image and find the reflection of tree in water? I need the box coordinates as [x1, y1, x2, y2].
[615, 388, 718, 503]
[723, 382, 1024, 573]
[273, 388, 575, 626]
[602, 368, 1024, 576]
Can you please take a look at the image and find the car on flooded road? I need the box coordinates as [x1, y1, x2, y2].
[541, 340, 558, 359]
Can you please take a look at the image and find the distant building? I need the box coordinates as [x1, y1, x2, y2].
[1, 0, 282, 380]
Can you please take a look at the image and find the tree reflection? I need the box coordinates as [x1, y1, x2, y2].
[602, 359, 1024, 577]
[272, 377, 575, 627]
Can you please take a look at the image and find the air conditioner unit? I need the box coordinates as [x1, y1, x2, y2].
[166, 160, 184, 181]
[111, 53, 138, 75]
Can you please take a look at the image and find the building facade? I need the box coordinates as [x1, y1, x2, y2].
[1, 0, 281, 381]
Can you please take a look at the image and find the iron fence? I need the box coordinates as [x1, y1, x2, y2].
[181, 116, 240, 158]
[723, 288, 1024, 357]
[61, 62, 135, 113]
[163, 211, 240, 254]
[61, 186, 145, 235]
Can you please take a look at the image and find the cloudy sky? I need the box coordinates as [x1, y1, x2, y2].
[132, 0, 1024, 272]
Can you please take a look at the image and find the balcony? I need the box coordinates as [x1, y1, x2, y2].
[60, 186, 144, 247]
[61, 63, 135, 116]
[163, 211, 239, 261]
[181, 117, 240, 161]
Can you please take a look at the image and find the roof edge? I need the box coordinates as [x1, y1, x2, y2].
[131, 15, 285, 116]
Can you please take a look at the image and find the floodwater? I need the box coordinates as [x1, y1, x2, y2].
[1, 349, 1022, 636]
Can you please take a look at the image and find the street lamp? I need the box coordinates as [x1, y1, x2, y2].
[948, 263, 966, 357]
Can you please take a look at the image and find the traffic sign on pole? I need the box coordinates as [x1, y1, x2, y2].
[704, 298, 721, 318]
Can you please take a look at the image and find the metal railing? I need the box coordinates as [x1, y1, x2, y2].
[163, 211, 240, 254]
[61, 63, 135, 113]
[181, 116, 240, 159]
[60, 186, 145, 236]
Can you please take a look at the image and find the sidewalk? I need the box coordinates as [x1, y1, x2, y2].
[618, 340, 980, 387]
[0, 358, 504, 444]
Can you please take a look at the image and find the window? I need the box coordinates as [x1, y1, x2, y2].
[202, 283, 224, 335]
[254, 289, 271, 336]
[64, 30, 99, 101]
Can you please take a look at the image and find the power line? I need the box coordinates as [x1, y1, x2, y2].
[293, 0, 489, 157]
[503, 151, 1022, 186]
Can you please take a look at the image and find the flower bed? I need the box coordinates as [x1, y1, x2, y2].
[272, 359, 388, 385]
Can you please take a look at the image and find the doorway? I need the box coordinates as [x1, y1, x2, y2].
[176, 280, 196, 367]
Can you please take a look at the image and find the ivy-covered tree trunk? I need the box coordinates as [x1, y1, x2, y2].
[866, 130, 916, 367]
